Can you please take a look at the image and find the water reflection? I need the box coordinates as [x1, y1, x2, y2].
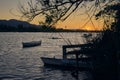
[0, 32, 94, 80]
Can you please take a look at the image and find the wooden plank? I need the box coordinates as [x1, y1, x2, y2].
[62, 43, 94, 56]
[62, 43, 93, 49]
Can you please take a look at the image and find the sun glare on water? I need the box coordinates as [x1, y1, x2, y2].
[84, 26, 95, 31]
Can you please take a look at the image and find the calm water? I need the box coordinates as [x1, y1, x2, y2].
[0, 32, 94, 80]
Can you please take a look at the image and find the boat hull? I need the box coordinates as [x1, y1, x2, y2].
[41, 57, 93, 70]
[22, 41, 41, 48]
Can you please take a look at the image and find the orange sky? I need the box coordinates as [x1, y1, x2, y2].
[31, 11, 104, 31]
[0, 0, 104, 31]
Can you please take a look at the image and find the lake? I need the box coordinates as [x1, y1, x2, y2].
[0, 32, 94, 80]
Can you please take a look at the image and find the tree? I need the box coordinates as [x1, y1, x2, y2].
[19, 0, 120, 80]
[19, 0, 116, 27]
[90, 3, 120, 80]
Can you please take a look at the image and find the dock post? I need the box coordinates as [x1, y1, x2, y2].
[76, 53, 79, 80]
[76, 54, 79, 70]
[71, 53, 79, 80]
[62, 46, 67, 59]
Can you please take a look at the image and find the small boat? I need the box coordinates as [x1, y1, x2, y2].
[41, 57, 93, 70]
[22, 40, 41, 48]
[41, 44, 94, 70]
[49, 37, 61, 39]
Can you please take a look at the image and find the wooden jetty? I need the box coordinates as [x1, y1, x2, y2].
[41, 43, 120, 80]
[41, 43, 94, 70]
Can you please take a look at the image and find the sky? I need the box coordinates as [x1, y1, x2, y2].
[0, 0, 103, 30]
[0, 0, 21, 19]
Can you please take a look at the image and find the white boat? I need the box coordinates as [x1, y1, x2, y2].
[22, 40, 41, 48]
[41, 57, 93, 70]
[41, 44, 94, 70]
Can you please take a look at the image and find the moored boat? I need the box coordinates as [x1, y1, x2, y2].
[41, 57, 93, 70]
[41, 44, 94, 70]
[22, 40, 41, 48]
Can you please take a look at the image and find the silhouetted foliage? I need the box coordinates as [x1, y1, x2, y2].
[94, 3, 120, 55]
[19, 0, 114, 26]
[19, 0, 120, 80]
[86, 3, 120, 80]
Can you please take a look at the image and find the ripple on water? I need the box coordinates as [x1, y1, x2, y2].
[0, 74, 24, 80]
[0, 32, 95, 80]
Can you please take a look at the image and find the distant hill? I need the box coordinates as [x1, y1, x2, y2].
[0, 19, 44, 32]
[0, 19, 101, 32]
[0, 19, 37, 28]
[0, 19, 62, 32]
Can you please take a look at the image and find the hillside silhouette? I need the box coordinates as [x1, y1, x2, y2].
[0, 19, 41, 32]
[0, 19, 99, 32]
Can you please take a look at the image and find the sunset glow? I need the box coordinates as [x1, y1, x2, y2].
[84, 26, 95, 31]
[0, 0, 103, 31]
